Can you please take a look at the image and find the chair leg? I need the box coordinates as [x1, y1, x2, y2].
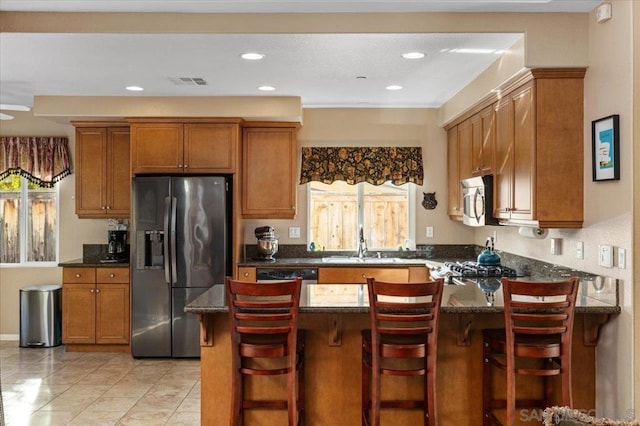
[426, 353, 436, 426]
[362, 341, 370, 426]
[560, 355, 573, 409]
[371, 355, 381, 426]
[288, 362, 297, 426]
[505, 364, 516, 426]
[230, 358, 243, 426]
[298, 349, 306, 426]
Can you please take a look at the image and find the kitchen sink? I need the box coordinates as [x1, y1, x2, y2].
[321, 256, 404, 264]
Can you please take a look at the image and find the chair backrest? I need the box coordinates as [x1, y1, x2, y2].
[367, 277, 444, 351]
[501, 277, 580, 346]
[226, 277, 303, 342]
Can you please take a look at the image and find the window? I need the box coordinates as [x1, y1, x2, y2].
[0, 175, 59, 265]
[308, 180, 414, 251]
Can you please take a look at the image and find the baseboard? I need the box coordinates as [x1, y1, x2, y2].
[0, 334, 19, 341]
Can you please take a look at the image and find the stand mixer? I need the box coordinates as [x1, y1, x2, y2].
[255, 226, 278, 261]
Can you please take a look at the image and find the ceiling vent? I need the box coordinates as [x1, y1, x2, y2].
[169, 77, 208, 86]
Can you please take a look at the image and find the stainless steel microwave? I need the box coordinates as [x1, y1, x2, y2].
[460, 175, 498, 227]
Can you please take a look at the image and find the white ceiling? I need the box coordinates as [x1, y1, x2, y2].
[0, 1, 599, 110]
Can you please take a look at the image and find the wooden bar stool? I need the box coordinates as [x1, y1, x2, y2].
[482, 277, 580, 426]
[361, 277, 444, 426]
[225, 277, 305, 426]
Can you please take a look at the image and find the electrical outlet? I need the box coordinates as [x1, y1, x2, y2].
[618, 248, 626, 269]
[576, 241, 584, 259]
[288, 227, 301, 239]
[550, 238, 562, 255]
[598, 245, 613, 267]
[426, 227, 434, 238]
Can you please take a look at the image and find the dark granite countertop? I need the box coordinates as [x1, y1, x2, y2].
[58, 258, 129, 268]
[185, 277, 620, 315]
[58, 244, 129, 267]
[239, 257, 437, 267]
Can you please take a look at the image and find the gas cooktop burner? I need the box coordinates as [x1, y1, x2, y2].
[443, 261, 518, 278]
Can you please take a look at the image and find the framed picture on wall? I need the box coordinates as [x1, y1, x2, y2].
[591, 114, 620, 181]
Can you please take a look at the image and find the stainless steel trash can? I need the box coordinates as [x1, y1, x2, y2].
[19, 284, 62, 348]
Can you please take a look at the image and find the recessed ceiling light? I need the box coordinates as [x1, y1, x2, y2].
[385, 85, 403, 91]
[401, 52, 425, 59]
[241, 53, 265, 60]
[258, 86, 275, 91]
[126, 86, 144, 92]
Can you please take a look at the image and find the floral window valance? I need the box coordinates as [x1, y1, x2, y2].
[299, 146, 423, 186]
[0, 136, 72, 188]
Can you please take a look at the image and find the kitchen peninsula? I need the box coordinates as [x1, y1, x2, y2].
[186, 258, 620, 425]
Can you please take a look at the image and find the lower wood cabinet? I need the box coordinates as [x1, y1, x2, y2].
[62, 267, 130, 351]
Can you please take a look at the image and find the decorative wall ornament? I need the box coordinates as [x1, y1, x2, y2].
[591, 114, 620, 181]
[422, 192, 437, 210]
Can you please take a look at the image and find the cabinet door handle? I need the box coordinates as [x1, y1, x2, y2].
[75, 273, 81, 278]
[90, 289, 94, 293]
[109, 273, 115, 278]
[106, 206, 111, 210]
[101, 206, 106, 210]
[361, 273, 367, 279]
[243, 272, 249, 277]
[177, 164, 182, 168]
[183, 165, 188, 168]
[96, 289, 100, 293]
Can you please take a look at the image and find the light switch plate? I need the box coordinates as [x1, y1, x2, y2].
[288, 227, 301, 239]
[598, 245, 613, 267]
[426, 227, 434, 238]
[618, 248, 626, 269]
[576, 241, 584, 259]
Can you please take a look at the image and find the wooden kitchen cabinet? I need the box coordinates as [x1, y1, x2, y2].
[471, 105, 496, 176]
[446, 127, 462, 220]
[237, 266, 256, 281]
[129, 119, 242, 175]
[493, 70, 585, 228]
[494, 82, 534, 221]
[446, 68, 586, 228]
[318, 267, 414, 283]
[73, 123, 130, 218]
[62, 267, 130, 351]
[242, 122, 299, 219]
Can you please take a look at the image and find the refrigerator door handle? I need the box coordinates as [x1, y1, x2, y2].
[170, 196, 178, 285]
[163, 196, 171, 284]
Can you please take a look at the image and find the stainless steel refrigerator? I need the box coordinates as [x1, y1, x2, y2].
[131, 176, 230, 358]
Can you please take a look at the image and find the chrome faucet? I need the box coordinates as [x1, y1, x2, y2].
[357, 225, 368, 258]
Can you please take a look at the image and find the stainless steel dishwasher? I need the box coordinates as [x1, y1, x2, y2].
[256, 267, 318, 305]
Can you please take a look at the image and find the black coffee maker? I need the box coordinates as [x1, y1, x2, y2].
[105, 230, 128, 262]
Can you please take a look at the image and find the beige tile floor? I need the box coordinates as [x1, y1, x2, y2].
[0, 341, 201, 426]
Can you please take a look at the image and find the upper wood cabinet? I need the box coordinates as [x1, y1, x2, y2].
[494, 82, 535, 222]
[73, 123, 130, 218]
[471, 105, 496, 176]
[446, 117, 474, 220]
[242, 122, 299, 219]
[494, 71, 585, 228]
[446, 127, 462, 220]
[446, 68, 585, 228]
[129, 118, 242, 175]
